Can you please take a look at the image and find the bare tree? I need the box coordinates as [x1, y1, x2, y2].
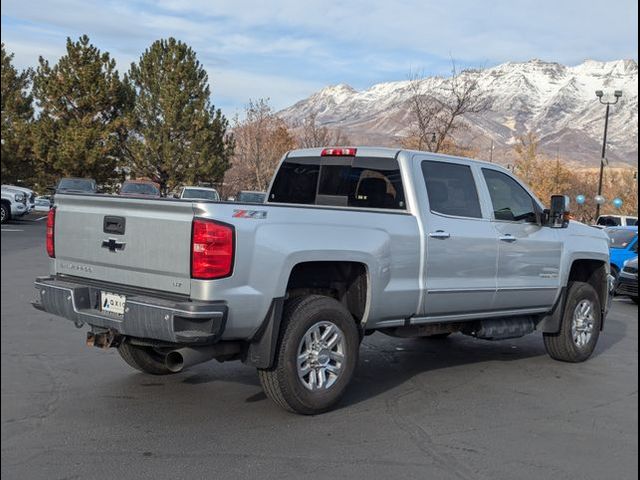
[405, 60, 487, 153]
[513, 132, 540, 186]
[297, 112, 351, 148]
[225, 98, 296, 193]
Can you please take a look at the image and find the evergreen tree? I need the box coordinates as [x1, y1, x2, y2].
[127, 38, 234, 192]
[1, 44, 34, 184]
[32, 35, 132, 188]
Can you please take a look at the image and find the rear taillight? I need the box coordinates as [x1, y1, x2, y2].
[191, 218, 234, 279]
[46, 207, 56, 258]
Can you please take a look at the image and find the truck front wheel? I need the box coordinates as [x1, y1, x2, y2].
[543, 281, 602, 363]
[258, 295, 360, 414]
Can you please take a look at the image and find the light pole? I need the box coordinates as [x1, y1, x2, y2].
[594, 89, 622, 220]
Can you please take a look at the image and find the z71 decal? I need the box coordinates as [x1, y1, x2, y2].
[232, 209, 268, 219]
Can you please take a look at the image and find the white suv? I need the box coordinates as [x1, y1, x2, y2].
[596, 215, 638, 227]
[1, 185, 33, 224]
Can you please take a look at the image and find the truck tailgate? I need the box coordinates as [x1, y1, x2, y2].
[53, 194, 195, 296]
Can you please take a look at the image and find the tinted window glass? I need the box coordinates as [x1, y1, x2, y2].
[482, 169, 537, 222]
[182, 188, 219, 201]
[421, 161, 482, 218]
[120, 182, 160, 196]
[269, 161, 320, 205]
[57, 178, 96, 192]
[605, 228, 638, 249]
[269, 157, 405, 209]
[237, 192, 266, 203]
[598, 216, 621, 226]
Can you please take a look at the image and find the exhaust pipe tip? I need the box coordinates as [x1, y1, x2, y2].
[164, 343, 243, 373]
[166, 351, 185, 373]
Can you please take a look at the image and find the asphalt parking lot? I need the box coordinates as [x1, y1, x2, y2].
[1, 216, 638, 480]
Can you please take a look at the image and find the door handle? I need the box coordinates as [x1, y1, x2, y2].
[499, 234, 517, 242]
[429, 231, 451, 239]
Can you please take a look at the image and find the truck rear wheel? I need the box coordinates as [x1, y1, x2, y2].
[543, 281, 602, 363]
[258, 295, 360, 414]
[117, 341, 174, 375]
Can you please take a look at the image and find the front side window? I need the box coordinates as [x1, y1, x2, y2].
[421, 161, 482, 218]
[269, 157, 405, 210]
[482, 169, 538, 223]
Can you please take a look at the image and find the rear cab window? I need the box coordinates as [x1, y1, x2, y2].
[268, 156, 406, 210]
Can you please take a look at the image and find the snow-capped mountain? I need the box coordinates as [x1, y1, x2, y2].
[279, 59, 638, 166]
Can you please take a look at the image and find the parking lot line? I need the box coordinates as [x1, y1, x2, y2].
[1, 228, 24, 232]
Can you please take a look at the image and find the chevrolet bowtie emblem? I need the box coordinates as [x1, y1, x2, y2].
[101, 238, 126, 252]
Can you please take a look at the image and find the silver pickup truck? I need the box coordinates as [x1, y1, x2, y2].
[34, 147, 613, 414]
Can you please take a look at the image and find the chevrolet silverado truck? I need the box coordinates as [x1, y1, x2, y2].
[33, 147, 613, 414]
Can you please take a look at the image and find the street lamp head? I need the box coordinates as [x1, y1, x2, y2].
[614, 90, 623, 98]
[595, 90, 604, 98]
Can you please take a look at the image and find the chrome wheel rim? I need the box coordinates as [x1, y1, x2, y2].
[0, 207, 6, 222]
[571, 299, 595, 348]
[297, 321, 346, 391]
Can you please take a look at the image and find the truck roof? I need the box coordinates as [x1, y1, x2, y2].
[286, 146, 505, 169]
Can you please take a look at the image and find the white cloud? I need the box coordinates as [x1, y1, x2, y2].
[208, 68, 324, 114]
[2, 0, 637, 114]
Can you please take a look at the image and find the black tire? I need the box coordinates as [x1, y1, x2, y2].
[0, 203, 9, 224]
[543, 281, 602, 363]
[631, 296, 639, 305]
[258, 295, 360, 415]
[420, 332, 452, 339]
[117, 341, 174, 375]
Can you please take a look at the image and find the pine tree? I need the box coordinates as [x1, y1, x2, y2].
[32, 35, 132, 189]
[127, 38, 234, 192]
[1, 44, 34, 184]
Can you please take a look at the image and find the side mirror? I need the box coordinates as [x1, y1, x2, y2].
[46, 186, 56, 193]
[227, 196, 236, 202]
[546, 195, 570, 228]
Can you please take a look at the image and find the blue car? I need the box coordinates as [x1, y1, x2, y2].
[606, 226, 638, 278]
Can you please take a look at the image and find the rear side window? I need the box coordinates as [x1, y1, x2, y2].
[421, 161, 482, 218]
[269, 157, 405, 210]
[482, 169, 538, 223]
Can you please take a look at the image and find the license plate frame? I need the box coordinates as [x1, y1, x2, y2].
[100, 291, 126, 316]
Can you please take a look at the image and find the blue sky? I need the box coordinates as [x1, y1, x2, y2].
[1, 0, 637, 118]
